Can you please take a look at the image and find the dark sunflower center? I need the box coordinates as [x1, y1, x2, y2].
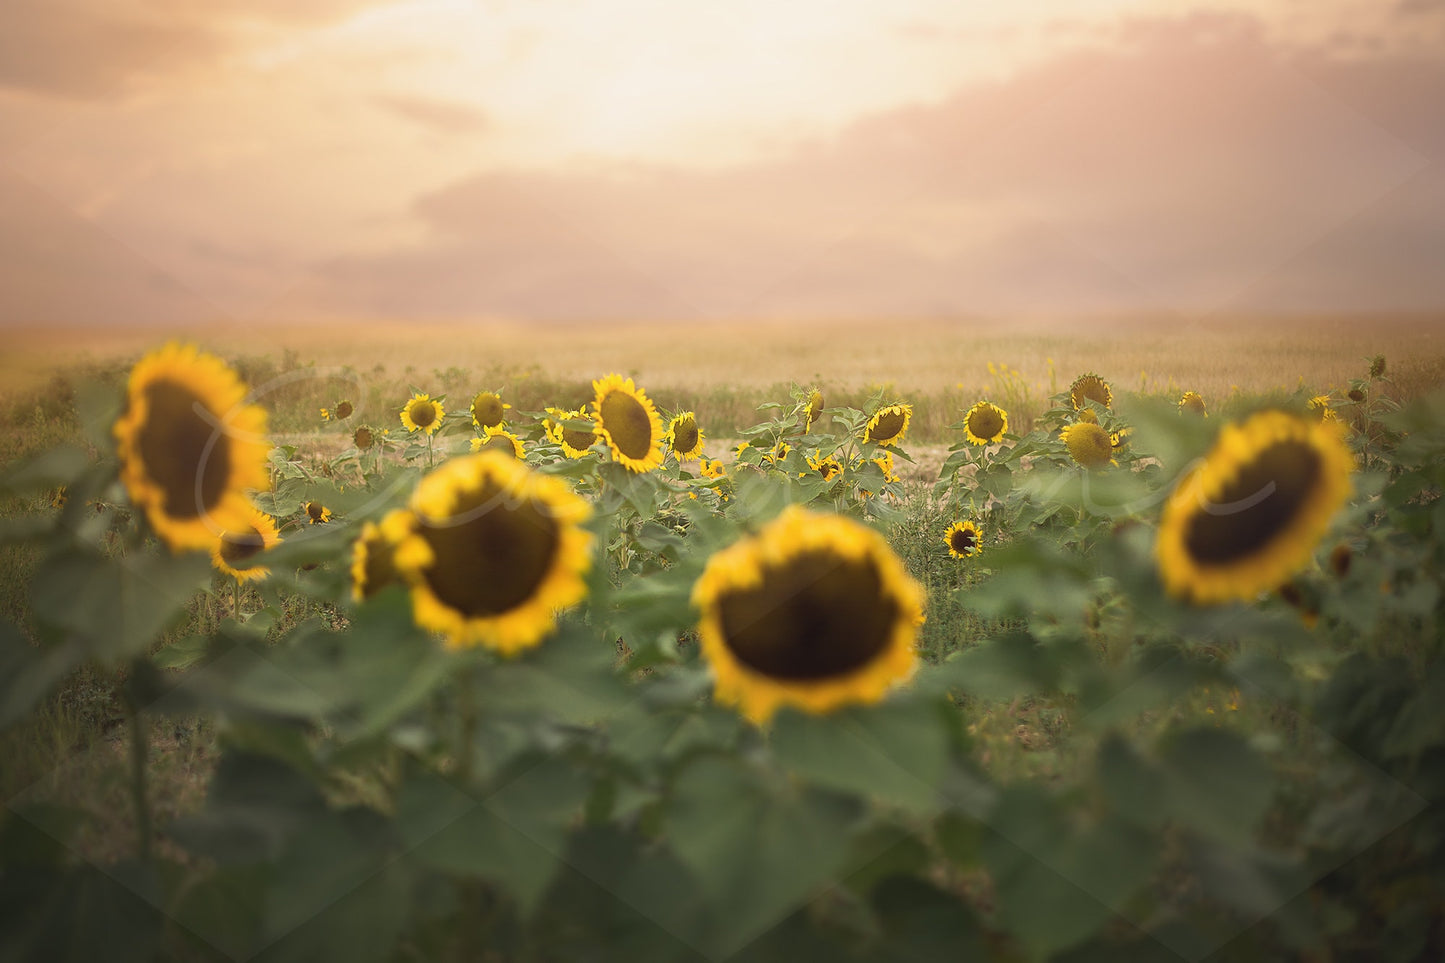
[410, 401, 437, 428]
[136, 381, 231, 519]
[354, 427, 374, 450]
[819, 461, 839, 480]
[600, 391, 653, 459]
[715, 550, 899, 681]
[950, 528, 977, 553]
[562, 424, 597, 451]
[969, 407, 1003, 439]
[473, 394, 504, 427]
[480, 434, 518, 458]
[307, 502, 326, 521]
[359, 536, 399, 600]
[672, 418, 699, 453]
[1184, 440, 1321, 565]
[869, 410, 905, 443]
[417, 482, 561, 617]
[335, 401, 354, 420]
[218, 525, 264, 565]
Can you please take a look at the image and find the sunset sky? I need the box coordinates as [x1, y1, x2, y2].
[2, 0, 1443, 326]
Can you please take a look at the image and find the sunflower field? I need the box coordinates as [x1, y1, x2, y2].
[1, 346, 1443, 963]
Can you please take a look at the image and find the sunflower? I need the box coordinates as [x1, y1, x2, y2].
[470, 427, 525, 459]
[353, 426, 376, 451]
[692, 506, 924, 724]
[322, 400, 354, 422]
[806, 450, 842, 480]
[802, 390, 825, 433]
[550, 408, 600, 459]
[1306, 395, 1337, 423]
[1179, 391, 1207, 417]
[667, 411, 705, 460]
[210, 508, 281, 583]
[963, 401, 1008, 446]
[305, 501, 332, 525]
[392, 454, 593, 653]
[114, 342, 272, 552]
[592, 374, 664, 472]
[469, 390, 511, 430]
[1061, 422, 1113, 469]
[1156, 410, 1355, 605]
[1111, 427, 1133, 452]
[1070, 373, 1113, 411]
[1346, 387, 1366, 404]
[350, 509, 414, 602]
[699, 458, 726, 479]
[1077, 408, 1100, 425]
[864, 403, 912, 447]
[944, 520, 982, 559]
[1369, 355, 1386, 379]
[401, 393, 445, 435]
[874, 450, 900, 484]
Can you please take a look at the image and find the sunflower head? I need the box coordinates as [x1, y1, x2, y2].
[803, 390, 825, 433]
[1077, 409, 1099, 425]
[1111, 427, 1133, 452]
[1328, 542, 1353, 578]
[864, 403, 912, 448]
[1369, 355, 1387, 379]
[353, 426, 375, 451]
[699, 458, 726, 479]
[1179, 391, 1207, 417]
[305, 501, 332, 525]
[350, 509, 413, 603]
[551, 409, 600, 459]
[1156, 410, 1355, 605]
[401, 393, 445, 435]
[691, 506, 924, 724]
[1346, 387, 1366, 404]
[963, 401, 1008, 446]
[944, 520, 982, 559]
[592, 374, 664, 472]
[469, 390, 510, 429]
[1060, 422, 1113, 469]
[667, 411, 705, 460]
[211, 508, 281, 583]
[807, 451, 842, 480]
[392, 454, 593, 653]
[470, 427, 525, 459]
[1070, 373, 1113, 411]
[873, 450, 900, 484]
[113, 342, 272, 552]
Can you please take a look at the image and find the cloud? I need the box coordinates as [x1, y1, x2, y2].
[285, 14, 1443, 322]
[371, 93, 490, 135]
[0, 0, 389, 98]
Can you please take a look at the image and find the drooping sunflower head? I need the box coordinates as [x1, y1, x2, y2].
[667, 411, 705, 460]
[944, 520, 982, 559]
[803, 390, 825, 433]
[1346, 387, 1366, 404]
[350, 509, 413, 603]
[470, 427, 525, 459]
[864, 403, 912, 447]
[1369, 354, 1387, 379]
[874, 450, 900, 484]
[1306, 395, 1336, 423]
[392, 454, 593, 653]
[1070, 373, 1113, 411]
[401, 393, 445, 435]
[1060, 422, 1114, 469]
[1156, 410, 1355, 605]
[113, 342, 272, 552]
[963, 401, 1008, 446]
[691, 506, 924, 724]
[305, 501, 332, 525]
[1179, 391, 1208, 417]
[353, 426, 375, 451]
[592, 374, 664, 472]
[211, 508, 282, 583]
[469, 390, 510, 429]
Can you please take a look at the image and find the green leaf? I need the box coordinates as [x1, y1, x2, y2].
[1159, 728, 1274, 846]
[665, 755, 861, 959]
[770, 697, 952, 815]
[0, 446, 91, 495]
[935, 630, 1063, 700]
[0, 622, 85, 730]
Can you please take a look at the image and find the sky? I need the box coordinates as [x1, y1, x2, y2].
[1, 0, 1443, 326]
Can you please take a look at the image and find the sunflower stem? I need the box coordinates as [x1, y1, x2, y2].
[427, 432, 435, 470]
[121, 665, 153, 864]
[454, 661, 484, 963]
[232, 577, 241, 620]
